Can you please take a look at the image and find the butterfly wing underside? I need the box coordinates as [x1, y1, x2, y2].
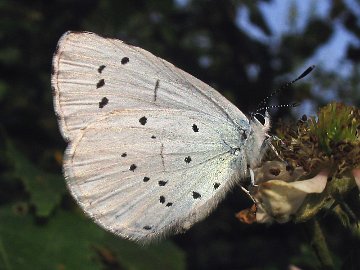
[52, 31, 252, 241]
[52, 31, 248, 141]
[65, 109, 247, 240]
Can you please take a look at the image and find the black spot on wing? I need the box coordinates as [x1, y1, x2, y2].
[214, 183, 220, 189]
[192, 124, 199, 132]
[98, 97, 108, 108]
[192, 192, 201, 199]
[151, 135, 156, 139]
[121, 57, 129, 64]
[160, 143, 165, 169]
[166, 202, 173, 207]
[98, 65, 106, 73]
[121, 153, 127, 157]
[159, 196, 165, 204]
[96, 79, 105, 88]
[143, 176, 150, 182]
[184, 156, 192, 163]
[158, 180, 167, 186]
[129, 164, 137, 171]
[154, 79, 160, 102]
[139, 116, 147, 125]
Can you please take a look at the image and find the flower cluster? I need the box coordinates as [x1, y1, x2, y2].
[237, 102, 360, 224]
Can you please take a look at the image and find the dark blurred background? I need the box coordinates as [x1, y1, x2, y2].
[1, 0, 360, 269]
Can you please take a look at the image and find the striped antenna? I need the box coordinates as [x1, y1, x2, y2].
[255, 65, 315, 113]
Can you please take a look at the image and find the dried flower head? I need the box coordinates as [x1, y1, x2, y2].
[237, 102, 360, 224]
[275, 102, 360, 176]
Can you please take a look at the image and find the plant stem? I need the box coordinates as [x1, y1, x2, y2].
[305, 219, 335, 270]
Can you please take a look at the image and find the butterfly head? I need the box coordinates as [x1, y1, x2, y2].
[245, 111, 270, 168]
[243, 66, 315, 169]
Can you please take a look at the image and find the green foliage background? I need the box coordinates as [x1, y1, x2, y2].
[1, 0, 360, 269]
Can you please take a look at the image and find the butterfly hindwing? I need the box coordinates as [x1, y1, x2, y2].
[64, 109, 246, 240]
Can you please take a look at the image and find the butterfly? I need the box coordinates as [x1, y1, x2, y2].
[51, 31, 270, 241]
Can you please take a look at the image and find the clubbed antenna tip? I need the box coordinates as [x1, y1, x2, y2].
[255, 65, 315, 113]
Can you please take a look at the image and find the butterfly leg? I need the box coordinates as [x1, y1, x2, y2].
[239, 167, 258, 204]
[262, 135, 285, 162]
[240, 186, 257, 204]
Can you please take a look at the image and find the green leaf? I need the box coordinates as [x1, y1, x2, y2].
[0, 204, 104, 270]
[102, 235, 186, 270]
[0, 204, 186, 270]
[5, 139, 66, 217]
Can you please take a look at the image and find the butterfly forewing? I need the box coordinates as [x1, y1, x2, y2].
[52, 31, 247, 141]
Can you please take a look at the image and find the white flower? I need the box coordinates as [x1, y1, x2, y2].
[236, 161, 328, 224]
